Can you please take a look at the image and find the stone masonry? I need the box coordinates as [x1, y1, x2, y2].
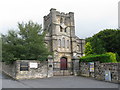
[77, 61, 120, 83]
[2, 59, 54, 79]
[43, 8, 85, 75]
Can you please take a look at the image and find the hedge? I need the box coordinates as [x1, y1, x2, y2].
[80, 52, 117, 63]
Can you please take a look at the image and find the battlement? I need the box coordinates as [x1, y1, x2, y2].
[44, 8, 74, 22]
[49, 8, 74, 17]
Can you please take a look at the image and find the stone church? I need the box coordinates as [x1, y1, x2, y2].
[44, 8, 85, 75]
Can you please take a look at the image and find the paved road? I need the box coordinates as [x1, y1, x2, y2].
[1, 73, 119, 88]
[1, 73, 29, 88]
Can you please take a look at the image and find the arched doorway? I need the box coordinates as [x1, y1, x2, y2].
[53, 57, 73, 76]
[60, 57, 67, 70]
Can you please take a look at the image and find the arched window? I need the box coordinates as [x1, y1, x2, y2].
[60, 26, 62, 32]
[62, 38, 65, 48]
[60, 17, 64, 23]
[58, 39, 61, 48]
[67, 40, 69, 48]
[65, 27, 67, 32]
[77, 45, 80, 51]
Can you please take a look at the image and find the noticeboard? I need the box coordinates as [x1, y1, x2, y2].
[29, 62, 38, 68]
[89, 62, 94, 72]
[105, 70, 111, 81]
[20, 62, 29, 71]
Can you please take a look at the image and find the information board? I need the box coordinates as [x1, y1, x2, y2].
[29, 62, 38, 68]
[89, 62, 94, 72]
[20, 62, 29, 71]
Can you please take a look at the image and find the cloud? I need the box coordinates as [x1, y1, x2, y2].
[0, 0, 119, 38]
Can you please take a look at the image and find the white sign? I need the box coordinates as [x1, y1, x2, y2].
[29, 62, 38, 68]
[105, 70, 111, 81]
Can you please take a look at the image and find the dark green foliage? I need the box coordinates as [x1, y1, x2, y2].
[80, 52, 117, 63]
[115, 53, 120, 62]
[90, 38, 106, 54]
[86, 29, 120, 56]
[2, 21, 51, 64]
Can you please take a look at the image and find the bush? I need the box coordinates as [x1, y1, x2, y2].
[115, 53, 120, 62]
[80, 52, 117, 63]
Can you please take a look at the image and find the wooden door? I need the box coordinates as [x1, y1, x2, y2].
[60, 57, 67, 70]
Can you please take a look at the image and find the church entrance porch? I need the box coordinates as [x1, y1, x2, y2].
[53, 57, 73, 76]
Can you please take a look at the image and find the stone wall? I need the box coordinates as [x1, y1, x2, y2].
[94, 62, 120, 83]
[2, 62, 16, 79]
[78, 61, 120, 83]
[80, 62, 89, 77]
[2, 60, 53, 79]
[16, 60, 48, 79]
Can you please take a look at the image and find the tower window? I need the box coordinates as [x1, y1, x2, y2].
[60, 26, 62, 32]
[58, 39, 61, 48]
[60, 17, 64, 23]
[62, 38, 65, 48]
[77, 45, 80, 51]
[65, 27, 67, 32]
[67, 40, 69, 48]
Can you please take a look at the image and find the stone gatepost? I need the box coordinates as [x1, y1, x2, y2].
[47, 55, 53, 77]
[72, 56, 80, 76]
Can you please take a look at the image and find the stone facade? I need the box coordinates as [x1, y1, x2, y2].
[2, 59, 53, 79]
[15, 60, 48, 79]
[94, 62, 120, 83]
[43, 8, 85, 75]
[75, 61, 120, 83]
[79, 62, 89, 77]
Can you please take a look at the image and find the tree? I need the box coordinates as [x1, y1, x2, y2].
[2, 21, 51, 64]
[2, 30, 20, 64]
[92, 29, 119, 54]
[91, 38, 106, 54]
[84, 42, 93, 56]
[86, 29, 120, 56]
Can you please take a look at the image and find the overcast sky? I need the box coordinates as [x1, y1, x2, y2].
[0, 0, 119, 39]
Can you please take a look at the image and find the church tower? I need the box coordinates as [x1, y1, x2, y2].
[44, 8, 85, 75]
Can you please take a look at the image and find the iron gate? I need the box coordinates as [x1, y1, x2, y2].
[53, 61, 73, 76]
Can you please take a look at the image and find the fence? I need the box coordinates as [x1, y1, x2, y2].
[53, 62, 73, 76]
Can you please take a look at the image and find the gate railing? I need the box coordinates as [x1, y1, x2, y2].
[53, 62, 73, 76]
